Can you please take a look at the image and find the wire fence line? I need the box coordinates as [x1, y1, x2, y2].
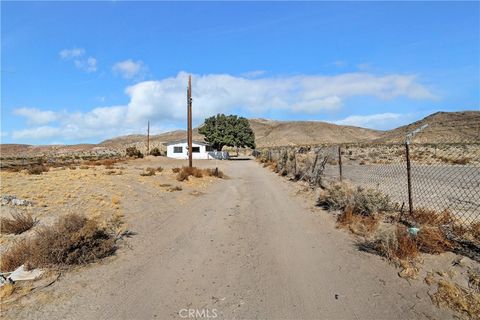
[257, 143, 480, 226]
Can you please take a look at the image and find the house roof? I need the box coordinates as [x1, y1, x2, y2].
[163, 139, 211, 146]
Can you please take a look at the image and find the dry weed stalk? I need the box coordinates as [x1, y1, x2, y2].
[0, 212, 37, 235]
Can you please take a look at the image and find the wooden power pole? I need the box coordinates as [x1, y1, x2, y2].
[187, 75, 193, 168]
[147, 120, 150, 154]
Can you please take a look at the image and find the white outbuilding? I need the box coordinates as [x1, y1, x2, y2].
[164, 139, 229, 160]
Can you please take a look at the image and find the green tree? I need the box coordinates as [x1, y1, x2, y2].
[199, 114, 256, 151]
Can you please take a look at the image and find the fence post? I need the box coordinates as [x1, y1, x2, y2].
[338, 145, 343, 181]
[405, 142, 413, 216]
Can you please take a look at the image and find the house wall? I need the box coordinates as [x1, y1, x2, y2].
[166, 142, 211, 160]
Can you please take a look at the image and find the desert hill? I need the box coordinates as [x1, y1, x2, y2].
[375, 111, 480, 144]
[1, 111, 478, 157]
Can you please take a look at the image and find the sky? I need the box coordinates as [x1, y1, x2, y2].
[1, 1, 479, 145]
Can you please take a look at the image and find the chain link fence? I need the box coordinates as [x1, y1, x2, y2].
[257, 143, 480, 226]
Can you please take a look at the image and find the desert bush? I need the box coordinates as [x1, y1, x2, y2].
[156, 166, 163, 173]
[337, 207, 380, 237]
[352, 187, 393, 216]
[176, 166, 202, 181]
[175, 167, 225, 181]
[0, 212, 37, 235]
[126, 146, 143, 158]
[317, 182, 354, 211]
[0, 213, 116, 271]
[172, 167, 181, 173]
[203, 168, 225, 178]
[27, 164, 49, 175]
[411, 208, 454, 226]
[140, 167, 156, 176]
[359, 226, 418, 263]
[416, 227, 453, 254]
[149, 148, 161, 156]
[317, 183, 393, 216]
[168, 186, 183, 192]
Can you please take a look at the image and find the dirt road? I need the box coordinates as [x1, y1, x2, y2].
[5, 159, 452, 319]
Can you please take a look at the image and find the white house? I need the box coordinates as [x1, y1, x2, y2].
[164, 139, 229, 160]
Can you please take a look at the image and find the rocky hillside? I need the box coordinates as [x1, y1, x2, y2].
[375, 111, 480, 144]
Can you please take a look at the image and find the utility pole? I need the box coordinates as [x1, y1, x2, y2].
[187, 75, 193, 168]
[147, 120, 150, 154]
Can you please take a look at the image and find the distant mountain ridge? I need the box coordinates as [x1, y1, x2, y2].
[1, 111, 478, 156]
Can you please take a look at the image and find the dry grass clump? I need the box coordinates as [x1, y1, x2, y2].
[431, 279, 480, 319]
[0, 213, 116, 272]
[140, 167, 157, 176]
[317, 182, 393, 216]
[85, 159, 118, 166]
[168, 186, 183, 192]
[411, 208, 454, 226]
[175, 167, 225, 182]
[416, 227, 453, 254]
[337, 207, 380, 237]
[27, 164, 49, 175]
[359, 226, 418, 263]
[436, 155, 471, 165]
[469, 268, 480, 293]
[317, 182, 354, 212]
[0, 212, 37, 235]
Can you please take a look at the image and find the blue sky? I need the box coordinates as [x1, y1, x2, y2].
[1, 1, 479, 145]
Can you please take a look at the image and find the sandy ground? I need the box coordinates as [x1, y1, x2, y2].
[0, 158, 464, 319]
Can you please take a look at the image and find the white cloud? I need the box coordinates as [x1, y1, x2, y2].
[59, 48, 85, 59]
[112, 59, 146, 79]
[332, 112, 413, 130]
[11, 126, 62, 140]
[59, 47, 97, 73]
[11, 71, 435, 142]
[13, 107, 59, 125]
[241, 70, 266, 78]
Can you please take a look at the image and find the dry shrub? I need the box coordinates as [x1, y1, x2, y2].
[469, 268, 480, 293]
[0, 283, 15, 299]
[0, 212, 37, 234]
[360, 226, 418, 263]
[27, 164, 49, 175]
[0, 213, 116, 271]
[203, 168, 225, 178]
[469, 222, 480, 242]
[149, 147, 161, 156]
[156, 166, 163, 173]
[126, 146, 143, 158]
[140, 167, 156, 176]
[416, 227, 453, 254]
[431, 279, 480, 319]
[85, 159, 118, 166]
[79, 165, 90, 170]
[168, 186, 182, 192]
[353, 187, 393, 216]
[317, 182, 354, 211]
[337, 207, 379, 237]
[411, 208, 454, 226]
[317, 182, 392, 216]
[175, 167, 202, 181]
[172, 167, 225, 181]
